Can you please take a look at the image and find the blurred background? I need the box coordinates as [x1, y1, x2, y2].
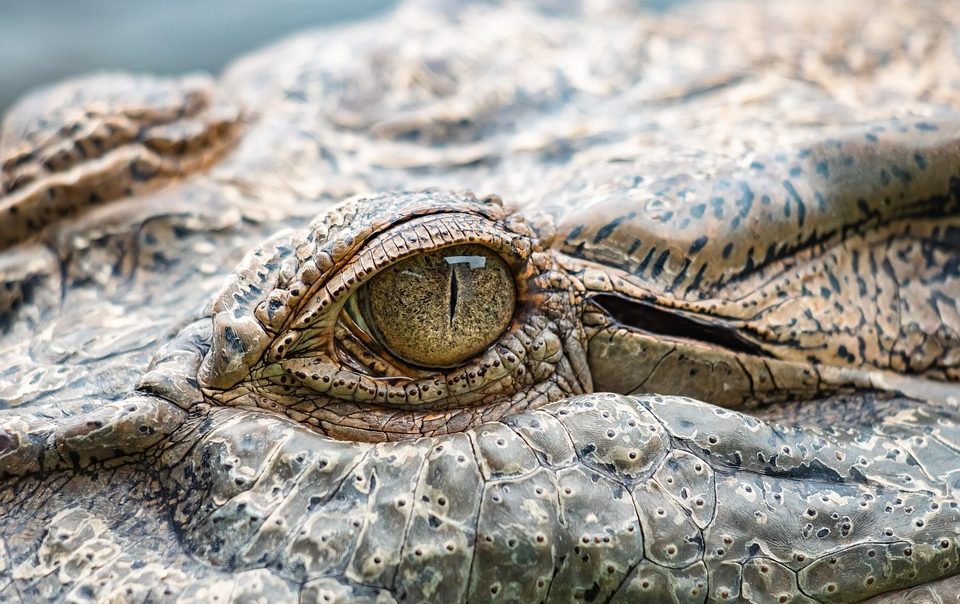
[0, 0, 397, 114]
[0, 0, 693, 115]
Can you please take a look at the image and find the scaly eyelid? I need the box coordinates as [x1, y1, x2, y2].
[267, 213, 529, 364]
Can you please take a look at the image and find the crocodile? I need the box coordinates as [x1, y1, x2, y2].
[1, 0, 960, 602]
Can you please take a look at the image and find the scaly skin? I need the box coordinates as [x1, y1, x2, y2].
[1, 1, 960, 602]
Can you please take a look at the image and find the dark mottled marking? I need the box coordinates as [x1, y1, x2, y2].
[736, 182, 754, 220]
[762, 243, 777, 265]
[828, 272, 841, 294]
[223, 326, 246, 354]
[566, 224, 583, 240]
[868, 249, 879, 280]
[914, 153, 927, 170]
[915, 122, 938, 131]
[816, 160, 830, 178]
[636, 247, 656, 275]
[803, 309, 823, 330]
[594, 215, 630, 243]
[267, 298, 284, 319]
[686, 263, 707, 295]
[815, 191, 827, 211]
[789, 165, 803, 177]
[865, 133, 879, 142]
[669, 259, 691, 291]
[651, 249, 670, 279]
[722, 242, 734, 259]
[890, 165, 912, 184]
[627, 238, 643, 256]
[742, 247, 755, 273]
[929, 290, 957, 313]
[881, 257, 898, 284]
[712, 197, 725, 219]
[782, 180, 806, 227]
[920, 239, 936, 268]
[689, 236, 708, 253]
[749, 161, 765, 170]
[690, 203, 706, 218]
[837, 345, 855, 363]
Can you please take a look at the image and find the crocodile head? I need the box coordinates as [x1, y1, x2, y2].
[2, 1, 960, 603]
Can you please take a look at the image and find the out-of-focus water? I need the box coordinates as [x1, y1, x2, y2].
[0, 0, 397, 113]
[0, 0, 692, 115]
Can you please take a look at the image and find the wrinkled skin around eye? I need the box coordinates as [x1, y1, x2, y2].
[196, 191, 590, 442]
[349, 243, 516, 369]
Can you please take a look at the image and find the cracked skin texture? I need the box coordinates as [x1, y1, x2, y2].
[2, 1, 960, 603]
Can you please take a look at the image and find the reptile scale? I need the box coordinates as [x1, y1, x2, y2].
[1, 0, 959, 602]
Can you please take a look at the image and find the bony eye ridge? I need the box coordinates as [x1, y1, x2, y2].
[346, 244, 516, 369]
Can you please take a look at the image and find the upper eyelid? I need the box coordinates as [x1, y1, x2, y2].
[283, 214, 524, 335]
[259, 217, 526, 366]
[199, 196, 521, 394]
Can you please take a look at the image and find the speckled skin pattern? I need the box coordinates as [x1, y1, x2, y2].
[1, 0, 960, 602]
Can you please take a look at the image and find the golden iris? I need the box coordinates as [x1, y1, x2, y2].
[348, 244, 516, 368]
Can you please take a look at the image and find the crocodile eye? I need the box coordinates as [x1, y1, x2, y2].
[346, 244, 516, 368]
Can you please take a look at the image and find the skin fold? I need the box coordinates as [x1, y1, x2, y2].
[1, 1, 959, 602]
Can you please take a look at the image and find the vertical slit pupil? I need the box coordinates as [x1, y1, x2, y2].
[449, 266, 459, 327]
[356, 244, 515, 368]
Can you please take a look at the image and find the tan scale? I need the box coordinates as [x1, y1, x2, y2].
[1, 1, 960, 603]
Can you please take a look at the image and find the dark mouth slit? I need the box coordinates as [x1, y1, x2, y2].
[590, 293, 770, 357]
